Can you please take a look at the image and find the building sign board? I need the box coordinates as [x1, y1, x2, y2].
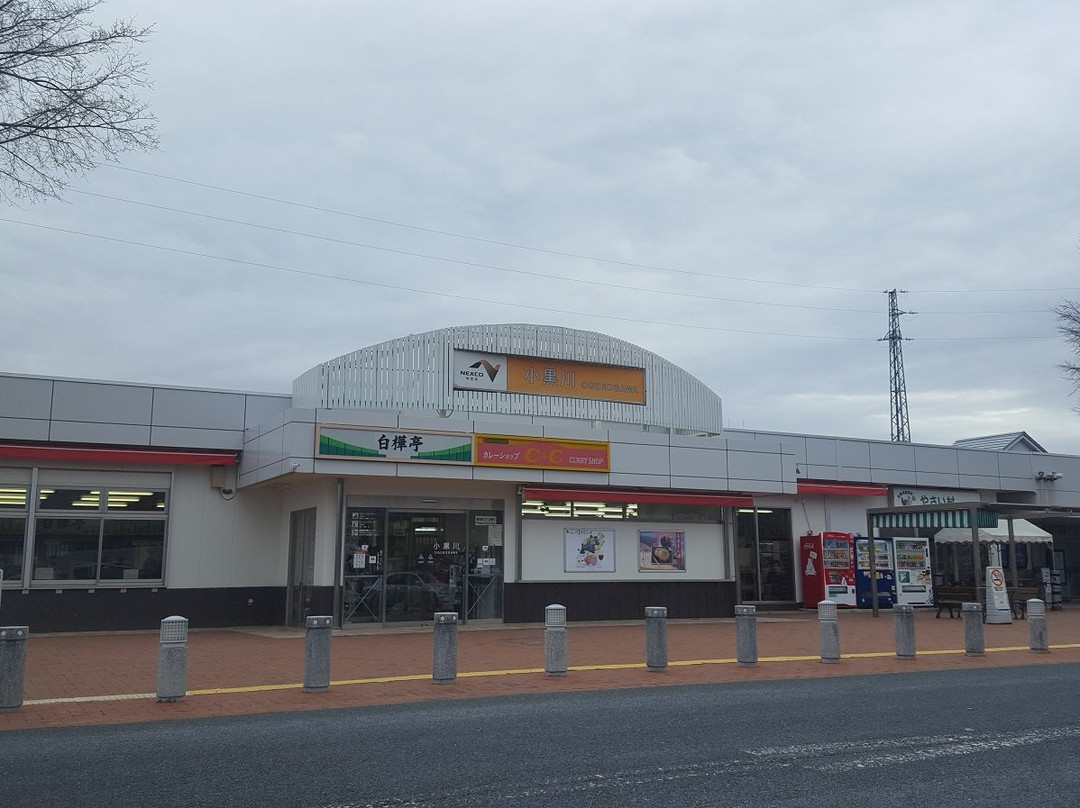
[453, 350, 645, 405]
[892, 488, 981, 508]
[474, 434, 610, 472]
[317, 426, 472, 463]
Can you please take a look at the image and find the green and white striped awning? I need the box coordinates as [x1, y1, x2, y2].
[872, 509, 997, 529]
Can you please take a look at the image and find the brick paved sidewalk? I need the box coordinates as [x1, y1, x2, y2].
[4, 606, 1080, 732]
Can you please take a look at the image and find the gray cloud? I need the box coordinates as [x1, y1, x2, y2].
[3, 0, 1079, 452]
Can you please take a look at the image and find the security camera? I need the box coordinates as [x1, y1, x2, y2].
[291, 463, 301, 472]
[220, 487, 234, 496]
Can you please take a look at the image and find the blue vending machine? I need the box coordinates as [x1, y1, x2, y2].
[855, 537, 897, 609]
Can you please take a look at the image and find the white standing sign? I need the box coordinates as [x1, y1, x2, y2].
[985, 566, 1012, 624]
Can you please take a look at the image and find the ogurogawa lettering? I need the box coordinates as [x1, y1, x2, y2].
[580, 381, 640, 393]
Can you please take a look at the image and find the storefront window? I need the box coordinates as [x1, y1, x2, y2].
[0, 486, 28, 510]
[0, 485, 29, 584]
[0, 516, 26, 582]
[30, 485, 167, 585]
[38, 488, 101, 510]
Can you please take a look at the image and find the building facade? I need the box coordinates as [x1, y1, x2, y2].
[2, 324, 1078, 632]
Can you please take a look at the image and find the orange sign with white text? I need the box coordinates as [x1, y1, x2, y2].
[474, 435, 610, 472]
[504, 357, 645, 405]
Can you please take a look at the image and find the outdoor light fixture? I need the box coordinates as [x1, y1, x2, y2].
[1036, 471, 1063, 482]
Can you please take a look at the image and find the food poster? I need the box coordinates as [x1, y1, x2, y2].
[638, 530, 686, 572]
[565, 528, 615, 572]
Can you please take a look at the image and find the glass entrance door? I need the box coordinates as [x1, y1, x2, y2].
[286, 508, 316, 626]
[384, 512, 466, 623]
[736, 508, 795, 602]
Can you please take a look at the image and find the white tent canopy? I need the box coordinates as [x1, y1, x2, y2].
[934, 518, 1052, 545]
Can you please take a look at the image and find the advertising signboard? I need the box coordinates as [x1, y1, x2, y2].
[474, 434, 610, 472]
[317, 426, 472, 463]
[453, 350, 645, 405]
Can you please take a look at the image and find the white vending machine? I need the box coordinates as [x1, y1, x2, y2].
[892, 537, 934, 606]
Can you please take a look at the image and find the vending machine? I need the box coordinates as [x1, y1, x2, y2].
[800, 532, 857, 608]
[891, 537, 934, 606]
[855, 537, 896, 609]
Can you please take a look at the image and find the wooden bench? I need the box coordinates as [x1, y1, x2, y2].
[935, 585, 1045, 619]
[1009, 586, 1043, 619]
[934, 586, 976, 618]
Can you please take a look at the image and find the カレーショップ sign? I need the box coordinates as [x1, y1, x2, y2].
[474, 434, 610, 472]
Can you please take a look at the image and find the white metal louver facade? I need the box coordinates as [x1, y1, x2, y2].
[292, 324, 724, 433]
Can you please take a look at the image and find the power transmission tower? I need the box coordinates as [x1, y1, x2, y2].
[880, 289, 912, 442]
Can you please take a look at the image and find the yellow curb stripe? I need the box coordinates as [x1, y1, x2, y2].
[24, 693, 156, 706]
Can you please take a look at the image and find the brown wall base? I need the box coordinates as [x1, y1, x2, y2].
[0, 587, 287, 633]
[503, 581, 737, 623]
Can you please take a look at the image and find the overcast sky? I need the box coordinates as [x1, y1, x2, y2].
[5, 1, 1080, 453]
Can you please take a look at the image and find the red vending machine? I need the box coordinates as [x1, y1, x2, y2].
[800, 532, 857, 608]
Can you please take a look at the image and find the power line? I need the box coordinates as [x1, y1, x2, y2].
[66, 190, 882, 315]
[101, 165, 1080, 297]
[70, 189, 1063, 317]
[2, 216, 1057, 343]
[99, 165, 886, 293]
[0, 217, 879, 341]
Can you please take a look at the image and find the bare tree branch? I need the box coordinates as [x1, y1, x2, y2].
[1053, 299, 1080, 412]
[0, 0, 157, 202]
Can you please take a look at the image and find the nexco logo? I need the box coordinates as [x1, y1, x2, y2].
[460, 359, 501, 381]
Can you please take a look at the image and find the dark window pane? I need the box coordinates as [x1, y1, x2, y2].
[102, 520, 165, 579]
[33, 518, 100, 580]
[0, 516, 27, 579]
[0, 487, 28, 510]
[38, 488, 101, 511]
[105, 491, 167, 512]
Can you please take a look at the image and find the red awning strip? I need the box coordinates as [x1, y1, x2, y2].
[522, 487, 753, 507]
[797, 480, 888, 497]
[0, 443, 238, 466]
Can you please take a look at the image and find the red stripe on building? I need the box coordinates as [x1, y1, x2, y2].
[796, 480, 887, 497]
[0, 443, 238, 466]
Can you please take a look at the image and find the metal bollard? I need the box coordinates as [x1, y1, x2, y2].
[962, 602, 984, 656]
[645, 606, 668, 672]
[0, 625, 28, 711]
[432, 612, 459, 684]
[893, 604, 916, 659]
[156, 616, 189, 703]
[735, 604, 758, 667]
[303, 615, 334, 693]
[818, 600, 841, 663]
[544, 604, 567, 677]
[1027, 599, 1049, 653]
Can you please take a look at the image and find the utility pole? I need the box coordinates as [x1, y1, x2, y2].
[880, 289, 912, 443]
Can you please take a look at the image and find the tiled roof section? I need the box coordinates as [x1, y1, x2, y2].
[952, 432, 1047, 453]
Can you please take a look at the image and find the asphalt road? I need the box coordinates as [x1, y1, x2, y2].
[5, 664, 1080, 807]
